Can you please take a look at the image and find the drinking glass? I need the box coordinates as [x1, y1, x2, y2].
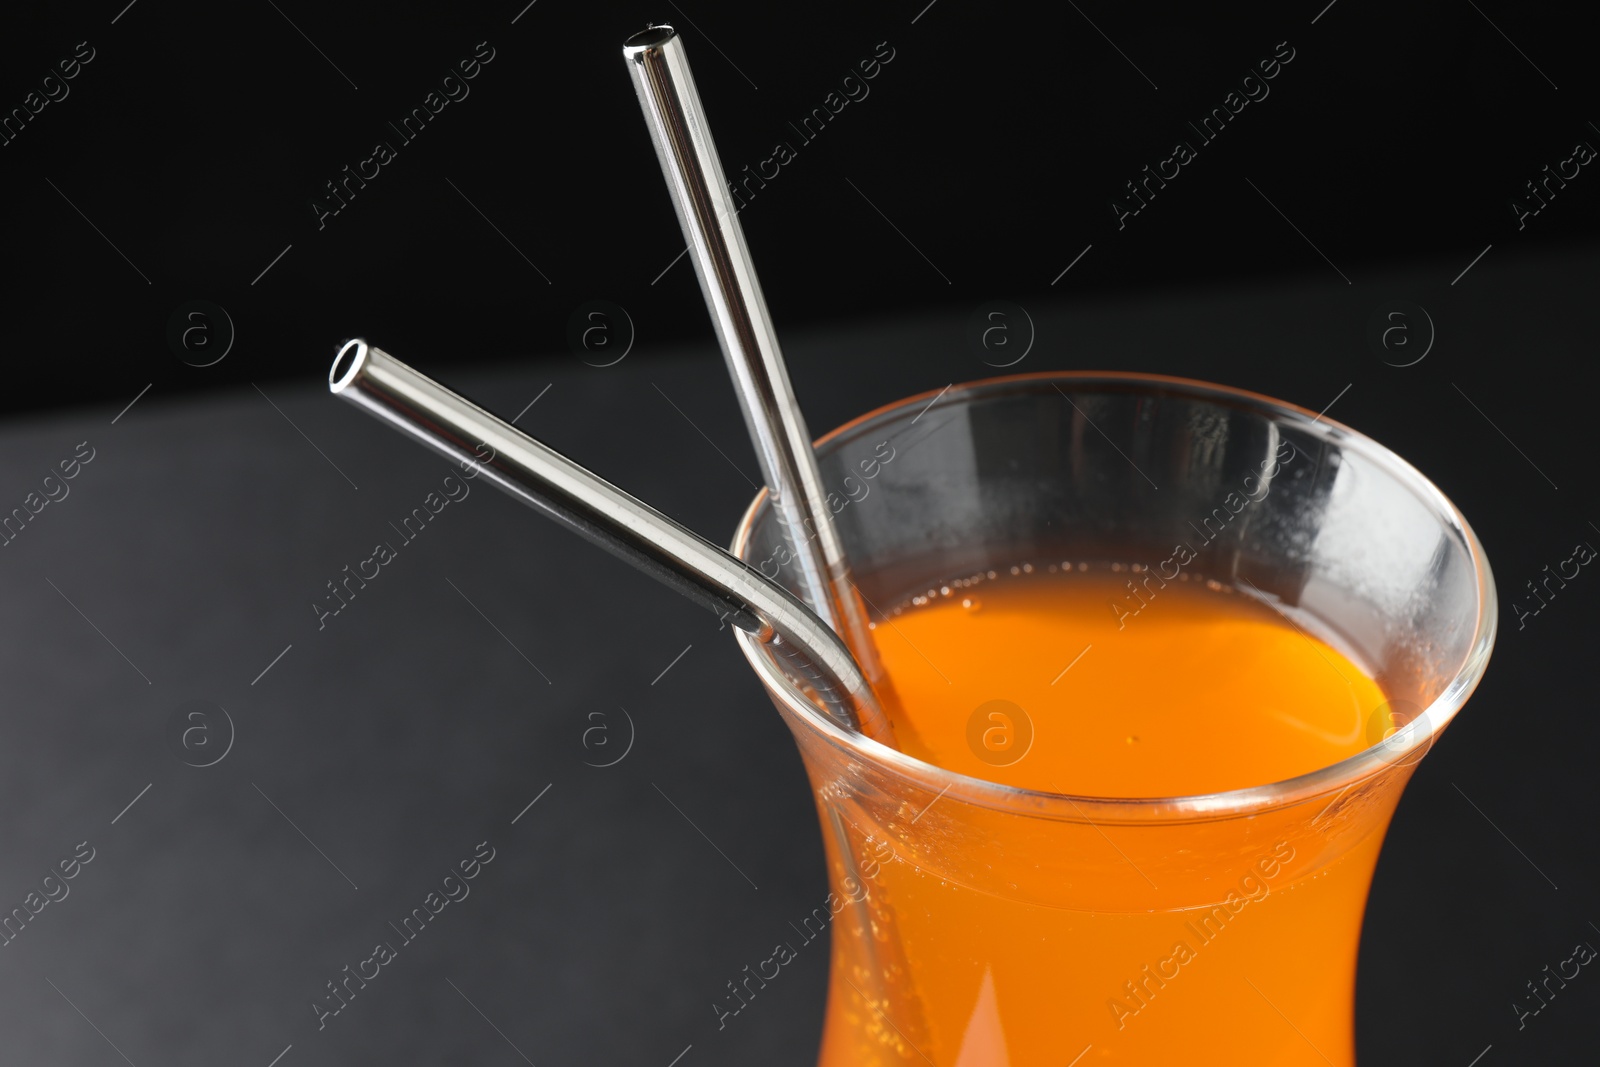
[731, 373, 1496, 1066]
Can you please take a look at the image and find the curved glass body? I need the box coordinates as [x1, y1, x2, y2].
[732, 373, 1495, 1066]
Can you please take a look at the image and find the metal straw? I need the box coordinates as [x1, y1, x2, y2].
[328, 339, 895, 745]
[623, 26, 885, 682]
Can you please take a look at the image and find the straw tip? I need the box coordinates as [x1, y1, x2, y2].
[623, 24, 676, 56]
[330, 338, 368, 394]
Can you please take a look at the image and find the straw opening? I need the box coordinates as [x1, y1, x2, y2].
[624, 25, 676, 53]
[330, 339, 367, 393]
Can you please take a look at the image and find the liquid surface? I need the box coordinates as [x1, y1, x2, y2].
[869, 566, 1390, 797]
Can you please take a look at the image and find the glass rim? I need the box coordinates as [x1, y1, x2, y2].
[731, 370, 1498, 825]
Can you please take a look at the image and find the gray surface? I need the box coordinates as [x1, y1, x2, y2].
[0, 348, 832, 1066]
[2, 249, 1597, 1064]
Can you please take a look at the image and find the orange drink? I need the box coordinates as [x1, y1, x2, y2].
[874, 568, 1385, 797]
[817, 567, 1389, 1065]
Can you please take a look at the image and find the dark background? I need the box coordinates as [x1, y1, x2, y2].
[0, 0, 1596, 1064]
[1, 0, 1598, 414]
